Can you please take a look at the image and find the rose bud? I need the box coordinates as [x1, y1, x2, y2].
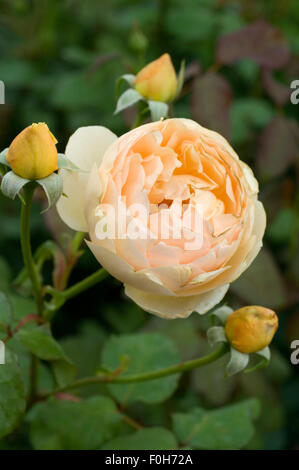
[7, 122, 58, 180]
[225, 306, 278, 353]
[134, 53, 177, 102]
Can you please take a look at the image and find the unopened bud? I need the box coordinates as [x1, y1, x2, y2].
[7, 122, 58, 180]
[129, 29, 148, 53]
[225, 306, 278, 353]
[134, 53, 177, 103]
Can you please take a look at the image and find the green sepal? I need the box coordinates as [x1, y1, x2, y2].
[207, 326, 227, 348]
[211, 305, 233, 325]
[0, 148, 9, 167]
[148, 100, 168, 121]
[115, 74, 136, 98]
[244, 346, 271, 374]
[57, 154, 82, 172]
[175, 59, 185, 99]
[114, 89, 143, 114]
[0, 171, 30, 200]
[37, 173, 63, 212]
[226, 347, 249, 377]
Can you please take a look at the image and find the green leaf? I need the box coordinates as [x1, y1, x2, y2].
[192, 353, 236, 406]
[267, 208, 296, 244]
[61, 322, 106, 373]
[0, 59, 37, 87]
[148, 100, 168, 121]
[114, 89, 143, 114]
[144, 315, 199, 361]
[0, 171, 29, 200]
[0, 257, 12, 292]
[0, 348, 26, 438]
[102, 302, 146, 334]
[9, 295, 36, 328]
[0, 292, 13, 333]
[265, 349, 292, 384]
[28, 396, 121, 450]
[59, 321, 107, 395]
[173, 399, 260, 450]
[37, 173, 63, 212]
[231, 98, 273, 146]
[102, 427, 177, 450]
[102, 333, 181, 405]
[51, 359, 77, 388]
[166, 6, 215, 43]
[16, 324, 66, 361]
[230, 247, 286, 309]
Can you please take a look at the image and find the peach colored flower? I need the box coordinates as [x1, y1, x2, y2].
[57, 119, 266, 319]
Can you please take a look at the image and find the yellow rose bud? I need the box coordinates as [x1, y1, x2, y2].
[7, 122, 58, 180]
[225, 306, 278, 354]
[134, 53, 177, 102]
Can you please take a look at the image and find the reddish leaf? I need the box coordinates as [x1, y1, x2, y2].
[257, 116, 299, 182]
[231, 247, 286, 309]
[184, 60, 201, 81]
[55, 393, 82, 402]
[261, 68, 290, 106]
[43, 207, 73, 248]
[216, 21, 290, 69]
[191, 72, 232, 139]
[286, 57, 299, 82]
[87, 52, 121, 76]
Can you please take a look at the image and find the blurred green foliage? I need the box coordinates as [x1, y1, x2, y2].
[0, 0, 298, 450]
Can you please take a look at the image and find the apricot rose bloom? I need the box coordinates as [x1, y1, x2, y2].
[57, 119, 266, 319]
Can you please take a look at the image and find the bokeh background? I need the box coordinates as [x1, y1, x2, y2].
[0, 0, 298, 450]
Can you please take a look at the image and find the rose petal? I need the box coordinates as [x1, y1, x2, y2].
[124, 283, 229, 319]
[57, 126, 117, 231]
[86, 240, 175, 296]
[65, 126, 117, 170]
